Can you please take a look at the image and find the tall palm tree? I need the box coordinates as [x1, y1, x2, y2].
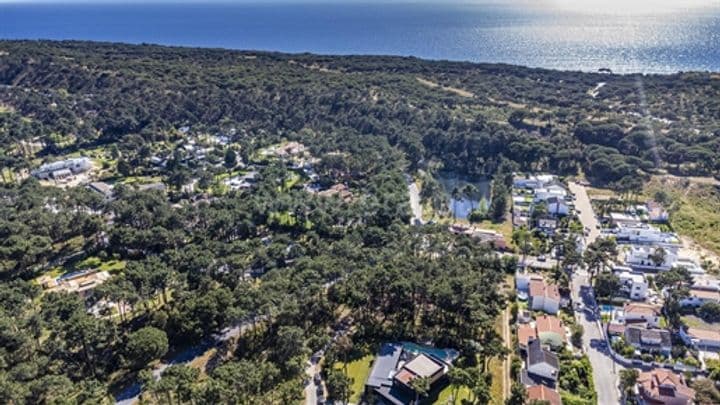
[410, 376, 430, 405]
[512, 226, 532, 267]
[451, 186, 462, 220]
[462, 183, 479, 211]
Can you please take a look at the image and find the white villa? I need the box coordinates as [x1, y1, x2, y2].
[31, 157, 92, 180]
[624, 244, 679, 271]
[614, 223, 679, 245]
[619, 303, 662, 327]
[614, 268, 649, 300]
[513, 174, 556, 190]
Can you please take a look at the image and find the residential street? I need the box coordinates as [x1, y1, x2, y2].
[571, 270, 623, 405]
[568, 181, 601, 246]
[568, 181, 622, 404]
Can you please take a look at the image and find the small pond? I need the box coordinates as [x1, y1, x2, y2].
[436, 172, 490, 219]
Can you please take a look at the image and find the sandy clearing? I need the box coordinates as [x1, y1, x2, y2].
[416, 77, 475, 98]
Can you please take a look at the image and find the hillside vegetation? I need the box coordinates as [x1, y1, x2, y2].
[1, 40, 719, 185]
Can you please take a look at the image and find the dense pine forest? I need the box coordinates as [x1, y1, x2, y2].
[0, 40, 718, 404]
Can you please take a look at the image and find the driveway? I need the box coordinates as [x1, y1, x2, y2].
[571, 269, 623, 404]
[406, 175, 424, 225]
[568, 182, 601, 246]
[304, 360, 319, 405]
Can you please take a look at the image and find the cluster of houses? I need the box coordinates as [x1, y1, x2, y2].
[363, 342, 458, 404]
[514, 272, 566, 405]
[588, 204, 718, 404]
[597, 198, 720, 369]
[150, 137, 225, 171]
[224, 171, 259, 191]
[512, 174, 572, 233]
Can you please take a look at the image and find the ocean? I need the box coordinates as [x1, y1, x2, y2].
[2, 1, 720, 73]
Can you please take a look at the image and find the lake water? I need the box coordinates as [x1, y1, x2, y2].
[1, 1, 720, 74]
[436, 173, 490, 220]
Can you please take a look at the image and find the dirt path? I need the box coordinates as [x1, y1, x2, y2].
[652, 173, 720, 187]
[406, 175, 424, 225]
[502, 307, 510, 400]
[415, 77, 475, 98]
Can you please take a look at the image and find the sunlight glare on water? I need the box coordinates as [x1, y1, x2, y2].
[0, 1, 719, 73]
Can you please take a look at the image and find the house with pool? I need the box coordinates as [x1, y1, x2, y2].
[364, 342, 458, 405]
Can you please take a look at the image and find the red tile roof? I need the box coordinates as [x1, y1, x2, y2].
[529, 279, 560, 301]
[689, 288, 720, 301]
[624, 302, 661, 317]
[686, 327, 720, 342]
[536, 315, 566, 341]
[518, 324, 537, 347]
[527, 385, 562, 405]
[638, 369, 695, 405]
[607, 323, 626, 335]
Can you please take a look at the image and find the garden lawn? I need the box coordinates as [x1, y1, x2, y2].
[120, 175, 163, 185]
[333, 354, 373, 404]
[434, 384, 471, 404]
[488, 313, 506, 405]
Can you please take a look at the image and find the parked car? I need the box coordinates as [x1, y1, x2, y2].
[538, 255, 546, 262]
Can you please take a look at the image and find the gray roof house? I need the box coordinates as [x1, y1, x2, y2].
[526, 339, 559, 382]
[625, 326, 672, 354]
[87, 181, 114, 200]
[365, 343, 455, 405]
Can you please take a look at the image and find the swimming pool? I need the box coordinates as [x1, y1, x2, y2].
[401, 342, 459, 363]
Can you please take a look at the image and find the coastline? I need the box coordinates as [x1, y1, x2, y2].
[2, 38, 720, 77]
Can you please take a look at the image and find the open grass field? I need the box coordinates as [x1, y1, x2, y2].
[333, 354, 374, 403]
[644, 177, 720, 256]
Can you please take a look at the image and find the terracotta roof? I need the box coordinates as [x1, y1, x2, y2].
[527, 385, 562, 405]
[638, 369, 695, 405]
[545, 283, 560, 301]
[607, 323, 626, 335]
[689, 288, 720, 301]
[529, 279, 560, 301]
[536, 315, 566, 340]
[394, 369, 415, 385]
[518, 324, 537, 346]
[529, 279, 545, 297]
[686, 327, 720, 342]
[624, 302, 661, 317]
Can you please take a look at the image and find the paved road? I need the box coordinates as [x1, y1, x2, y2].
[568, 181, 622, 404]
[406, 175, 424, 225]
[568, 182, 600, 246]
[571, 270, 623, 405]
